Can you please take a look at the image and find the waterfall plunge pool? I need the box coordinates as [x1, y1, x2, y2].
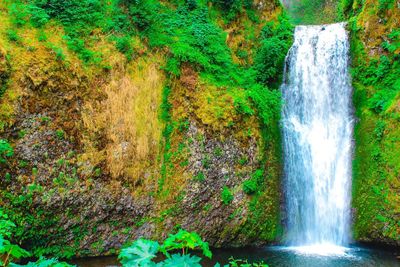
[72, 245, 399, 267]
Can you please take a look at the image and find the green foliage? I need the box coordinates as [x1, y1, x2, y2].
[0, 208, 72, 267]
[254, 14, 293, 87]
[63, 36, 100, 63]
[13, 0, 107, 63]
[6, 29, 21, 43]
[0, 139, 13, 164]
[254, 38, 285, 85]
[242, 178, 257, 194]
[247, 86, 281, 127]
[288, 0, 337, 24]
[221, 186, 233, 205]
[10, 257, 75, 267]
[29, 5, 50, 27]
[194, 172, 205, 182]
[242, 169, 263, 195]
[349, 0, 400, 243]
[161, 229, 212, 258]
[352, 54, 399, 114]
[226, 257, 268, 267]
[30, 0, 103, 33]
[162, 253, 202, 267]
[374, 120, 386, 141]
[118, 230, 211, 267]
[382, 29, 400, 54]
[50, 46, 65, 61]
[127, 0, 158, 32]
[210, 0, 250, 22]
[118, 239, 159, 267]
[118, 231, 270, 267]
[9, 3, 29, 27]
[159, 86, 173, 193]
[0, 234, 31, 266]
[368, 89, 397, 113]
[115, 36, 134, 61]
[378, 0, 395, 13]
[55, 129, 65, 140]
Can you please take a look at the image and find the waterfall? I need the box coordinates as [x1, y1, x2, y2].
[281, 23, 353, 250]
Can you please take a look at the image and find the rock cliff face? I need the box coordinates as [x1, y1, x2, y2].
[0, 0, 398, 258]
[0, 0, 288, 257]
[342, 0, 400, 246]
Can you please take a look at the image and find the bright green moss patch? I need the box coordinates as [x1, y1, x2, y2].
[348, 0, 400, 243]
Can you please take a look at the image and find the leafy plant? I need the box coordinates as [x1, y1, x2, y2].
[194, 172, 205, 182]
[115, 36, 134, 61]
[9, 3, 29, 27]
[242, 169, 263, 195]
[118, 230, 211, 267]
[378, 0, 395, 13]
[0, 209, 30, 266]
[118, 239, 159, 267]
[29, 5, 50, 27]
[242, 178, 257, 195]
[221, 186, 233, 205]
[162, 253, 202, 267]
[0, 139, 14, 164]
[225, 257, 269, 267]
[161, 229, 212, 258]
[10, 256, 75, 267]
[6, 29, 21, 43]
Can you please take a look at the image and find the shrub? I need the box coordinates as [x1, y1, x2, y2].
[242, 169, 263, 195]
[368, 89, 397, 113]
[374, 120, 386, 141]
[242, 178, 257, 195]
[378, 0, 395, 13]
[254, 14, 293, 87]
[6, 29, 21, 43]
[128, 0, 158, 32]
[248, 85, 281, 126]
[210, 0, 244, 22]
[0, 210, 31, 266]
[0, 139, 13, 164]
[115, 36, 134, 60]
[29, 5, 50, 27]
[31, 0, 103, 33]
[221, 186, 234, 205]
[9, 3, 29, 27]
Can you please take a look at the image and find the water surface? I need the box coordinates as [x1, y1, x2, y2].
[72, 245, 399, 267]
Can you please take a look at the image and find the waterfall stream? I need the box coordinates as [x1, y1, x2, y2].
[281, 23, 353, 253]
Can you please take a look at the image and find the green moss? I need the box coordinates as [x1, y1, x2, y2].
[221, 186, 234, 205]
[349, 1, 400, 243]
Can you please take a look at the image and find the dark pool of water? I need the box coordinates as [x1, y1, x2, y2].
[72, 245, 400, 267]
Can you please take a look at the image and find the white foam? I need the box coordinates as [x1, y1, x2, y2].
[287, 243, 349, 256]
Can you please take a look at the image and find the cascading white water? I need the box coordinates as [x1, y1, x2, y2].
[281, 23, 353, 252]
